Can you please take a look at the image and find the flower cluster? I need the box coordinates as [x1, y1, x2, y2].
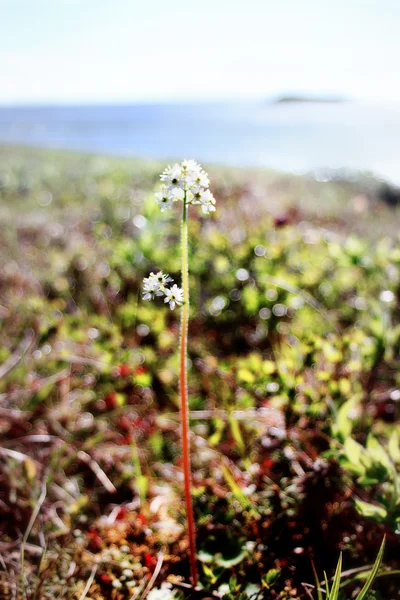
[142, 271, 183, 310]
[155, 159, 216, 214]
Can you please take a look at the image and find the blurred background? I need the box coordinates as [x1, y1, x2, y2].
[0, 0, 400, 184]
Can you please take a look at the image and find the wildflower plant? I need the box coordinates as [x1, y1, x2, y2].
[142, 160, 216, 585]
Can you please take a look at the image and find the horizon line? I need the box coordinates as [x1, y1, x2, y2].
[0, 94, 358, 109]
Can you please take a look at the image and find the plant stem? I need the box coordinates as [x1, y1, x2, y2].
[179, 193, 198, 586]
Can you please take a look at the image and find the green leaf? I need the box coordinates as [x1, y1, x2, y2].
[333, 398, 357, 442]
[357, 476, 381, 486]
[202, 562, 218, 584]
[237, 367, 255, 384]
[355, 536, 386, 600]
[242, 286, 259, 313]
[215, 550, 247, 568]
[263, 568, 280, 588]
[323, 342, 342, 363]
[228, 575, 238, 592]
[366, 435, 392, 473]
[355, 499, 388, 522]
[340, 437, 366, 477]
[388, 431, 400, 464]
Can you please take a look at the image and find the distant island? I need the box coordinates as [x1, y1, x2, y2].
[272, 95, 348, 104]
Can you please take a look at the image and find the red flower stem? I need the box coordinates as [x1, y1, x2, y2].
[179, 193, 198, 586]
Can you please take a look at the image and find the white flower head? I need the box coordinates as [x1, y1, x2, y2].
[164, 284, 184, 310]
[142, 271, 173, 300]
[142, 271, 183, 310]
[155, 159, 215, 214]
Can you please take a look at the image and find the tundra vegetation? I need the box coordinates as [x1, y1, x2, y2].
[0, 146, 399, 599]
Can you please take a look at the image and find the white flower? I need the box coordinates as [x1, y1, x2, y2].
[155, 185, 181, 212]
[190, 170, 210, 190]
[155, 160, 215, 214]
[201, 202, 216, 215]
[191, 188, 216, 214]
[182, 160, 209, 189]
[142, 278, 158, 301]
[154, 270, 173, 290]
[147, 585, 175, 600]
[142, 289, 155, 301]
[142, 271, 173, 300]
[181, 159, 200, 172]
[160, 164, 184, 190]
[164, 284, 184, 310]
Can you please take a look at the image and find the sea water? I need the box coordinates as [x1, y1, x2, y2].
[0, 101, 399, 184]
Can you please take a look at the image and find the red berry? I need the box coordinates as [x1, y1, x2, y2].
[118, 364, 131, 378]
[277, 558, 287, 568]
[116, 507, 128, 520]
[119, 434, 132, 445]
[144, 553, 156, 570]
[87, 528, 102, 551]
[138, 513, 147, 526]
[104, 392, 118, 410]
[263, 458, 274, 470]
[135, 366, 148, 376]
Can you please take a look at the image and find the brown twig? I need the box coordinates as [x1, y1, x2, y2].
[77, 450, 117, 494]
[51, 354, 108, 370]
[78, 565, 98, 600]
[140, 551, 164, 599]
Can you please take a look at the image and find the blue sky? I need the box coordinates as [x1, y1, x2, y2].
[0, 0, 399, 104]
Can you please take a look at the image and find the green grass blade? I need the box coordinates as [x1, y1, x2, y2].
[341, 568, 400, 588]
[220, 462, 252, 510]
[355, 536, 386, 600]
[32, 543, 48, 600]
[330, 553, 342, 600]
[324, 571, 330, 598]
[228, 413, 245, 455]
